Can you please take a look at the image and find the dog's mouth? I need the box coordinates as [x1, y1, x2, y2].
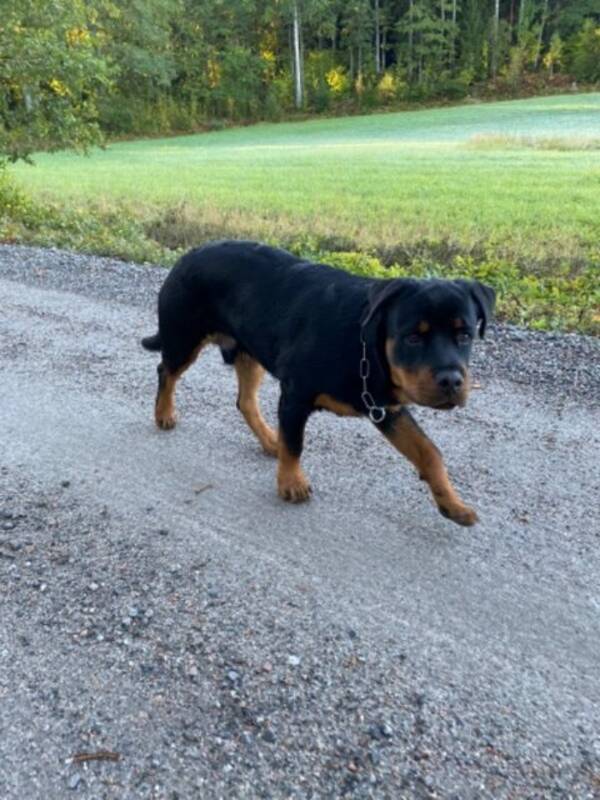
[434, 400, 457, 410]
[392, 383, 466, 411]
[389, 365, 469, 410]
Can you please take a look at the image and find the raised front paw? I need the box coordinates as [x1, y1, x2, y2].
[438, 502, 479, 527]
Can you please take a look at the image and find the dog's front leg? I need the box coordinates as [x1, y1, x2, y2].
[376, 408, 478, 526]
[277, 389, 313, 503]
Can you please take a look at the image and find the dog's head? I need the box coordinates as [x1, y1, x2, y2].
[362, 278, 495, 410]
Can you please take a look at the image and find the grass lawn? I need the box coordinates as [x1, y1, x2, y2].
[12, 92, 600, 271]
[3, 93, 600, 332]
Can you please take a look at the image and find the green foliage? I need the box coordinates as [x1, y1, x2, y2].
[322, 251, 599, 335]
[0, 162, 33, 219]
[0, 0, 110, 161]
[570, 20, 600, 82]
[460, 0, 488, 80]
[544, 33, 564, 75]
[210, 46, 265, 120]
[2, 0, 593, 141]
[556, 0, 600, 38]
[0, 168, 170, 263]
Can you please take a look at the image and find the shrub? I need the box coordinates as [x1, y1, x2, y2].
[570, 20, 600, 83]
[376, 72, 399, 104]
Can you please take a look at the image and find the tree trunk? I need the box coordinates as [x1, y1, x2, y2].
[375, 0, 381, 73]
[408, 0, 414, 80]
[292, 0, 303, 109]
[534, 0, 549, 70]
[492, 0, 500, 77]
[518, 0, 526, 35]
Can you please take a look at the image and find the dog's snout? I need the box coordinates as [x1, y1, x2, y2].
[436, 368, 464, 393]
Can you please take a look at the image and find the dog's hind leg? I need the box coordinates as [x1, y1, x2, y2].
[155, 339, 206, 430]
[234, 352, 278, 456]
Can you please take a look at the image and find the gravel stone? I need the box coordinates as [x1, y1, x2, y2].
[68, 773, 82, 790]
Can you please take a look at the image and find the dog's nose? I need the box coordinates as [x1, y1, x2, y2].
[436, 368, 464, 393]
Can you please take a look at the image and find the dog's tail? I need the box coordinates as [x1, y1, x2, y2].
[141, 332, 162, 352]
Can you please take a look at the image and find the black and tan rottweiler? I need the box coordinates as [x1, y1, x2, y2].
[142, 240, 494, 526]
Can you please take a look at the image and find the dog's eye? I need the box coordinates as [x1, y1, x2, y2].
[405, 333, 423, 345]
[457, 331, 472, 345]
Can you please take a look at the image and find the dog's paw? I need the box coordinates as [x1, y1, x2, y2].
[278, 475, 312, 504]
[156, 413, 177, 430]
[262, 431, 279, 458]
[438, 503, 478, 527]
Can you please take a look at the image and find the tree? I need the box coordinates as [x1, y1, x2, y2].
[543, 31, 563, 75]
[93, 0, 180, 101]
[0, 0, 109, 161]
[554, 0, 600, 39]
[571, 19, 600, 82]
[460, 0, 488, 80]
[340, 0, 373, 79]
[398, 1, 449, 85]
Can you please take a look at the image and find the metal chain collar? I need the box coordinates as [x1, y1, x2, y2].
[359, 331, 386, 424]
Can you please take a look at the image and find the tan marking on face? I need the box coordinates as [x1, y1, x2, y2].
[453, 318, 465, 329]
[385, 338, 470, 408]
[314, 394, 361, 417]
[418, 320, 430, 334]
[389, 364, 439, 405]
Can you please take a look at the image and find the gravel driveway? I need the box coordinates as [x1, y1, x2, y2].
[1, 244, 599, 799]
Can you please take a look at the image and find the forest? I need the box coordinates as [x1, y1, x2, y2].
[1, 0, 599, 158]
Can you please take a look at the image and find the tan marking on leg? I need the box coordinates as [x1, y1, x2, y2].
[382, 411, 478, 526]
[277, 440, 312, 503]
[155, 341, 205, 430]
[314, 394, 361, 417]
[234, 353, 278, 456]
[155, 370, 178, 430]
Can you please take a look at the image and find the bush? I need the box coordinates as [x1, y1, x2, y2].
[0, 164, 33, 222]
[322, 250, 599, 334]
[570, 20, 600, 82]
[431, 75, 471, 100]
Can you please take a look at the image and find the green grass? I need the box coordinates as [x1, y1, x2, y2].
[11, 92, 600, 271]
[2, 93, 600, 333]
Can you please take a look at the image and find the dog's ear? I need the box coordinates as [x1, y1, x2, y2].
[360, 279, 419, 400]
[454, 280, 496, 338]
[361, 278, 419, 328]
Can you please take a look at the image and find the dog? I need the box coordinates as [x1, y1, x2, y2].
[142, 240, 495, 526]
